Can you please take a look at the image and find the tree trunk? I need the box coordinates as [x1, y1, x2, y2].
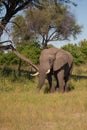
[0, 21, 5, 36]
[0, 15, 11, 37]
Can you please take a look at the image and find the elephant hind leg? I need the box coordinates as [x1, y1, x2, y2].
[64, 69, 72, 92]
[64, 80, 69, 92]
[57, 70, 65, 93]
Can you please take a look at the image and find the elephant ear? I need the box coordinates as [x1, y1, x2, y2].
[53, 52, 67, 71]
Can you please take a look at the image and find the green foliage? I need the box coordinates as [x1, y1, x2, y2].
[12, 15, 28, 44]
[17, 42, 41, 64]
[0, 42, 41, 66]
[0, 39, 87, 67]
[62, 40, 87, 65]
[80, 39, 87, 58]
[0, 52, 19, 65]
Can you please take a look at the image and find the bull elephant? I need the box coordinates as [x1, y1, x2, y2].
[31, 47, 73, 93]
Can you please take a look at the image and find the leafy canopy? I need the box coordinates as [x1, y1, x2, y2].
[62, 40, 87, 65]
[12, 3, 81, 48]
[0, 0, 76, 39]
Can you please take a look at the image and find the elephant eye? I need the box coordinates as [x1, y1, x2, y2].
[49, 59, 52, 64]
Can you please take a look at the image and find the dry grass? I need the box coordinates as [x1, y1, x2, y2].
[0, 90, 87, 130]
[0, 64, 87, 130]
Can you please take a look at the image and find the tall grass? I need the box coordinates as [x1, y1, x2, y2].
[0, 64, 87, 130]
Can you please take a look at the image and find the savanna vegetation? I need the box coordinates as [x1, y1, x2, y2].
[0, 0, 87, 130]
[0, 63, 87, 130]
[0, 39, 87, 130]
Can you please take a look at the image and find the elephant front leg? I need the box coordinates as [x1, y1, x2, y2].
[47, 74, 55, 93]
[57, 70, 65, 93]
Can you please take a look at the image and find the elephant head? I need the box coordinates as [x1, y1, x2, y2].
[31, 47, 73, 92]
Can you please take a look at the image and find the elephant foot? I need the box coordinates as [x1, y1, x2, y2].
[50, 90, 55, 93]
[50, 87, 55, 93]
[56, 88, 65, 93]
[36, 88, 40, 93]
[55, 87, 59, 92]
[65, 86, 69, 92]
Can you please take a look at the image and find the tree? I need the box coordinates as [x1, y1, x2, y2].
[0, 0, 75, 38]
[0, 0, 44, 70]
[12, 15, 27, 44]
[0, 0, 77, 70]
[24, 4, 81, 48]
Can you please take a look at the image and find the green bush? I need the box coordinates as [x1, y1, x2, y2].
[0, 52, 19, 65]
[80, 39, 87, 60]
[0, 43, 41, 66]
[19, 43, 41, 64]
[62, 43, 86, 65]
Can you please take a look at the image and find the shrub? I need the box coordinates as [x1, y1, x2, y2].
[62, 43, 86, 65]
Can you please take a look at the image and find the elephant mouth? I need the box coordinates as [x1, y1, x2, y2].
[31, 69, 50, 76]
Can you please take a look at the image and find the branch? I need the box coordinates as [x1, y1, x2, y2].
[32, 1, 44, 9]
[55, 0, 77, 6]
[48, 30, 57, 41]
[0, 23, 11, 39]
[13, 0, 32, 15]
[0, 40, 39, 71]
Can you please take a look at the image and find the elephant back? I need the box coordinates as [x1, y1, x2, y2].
[41, 47, 59, 56]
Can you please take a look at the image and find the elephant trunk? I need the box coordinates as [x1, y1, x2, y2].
[31, 65, 50, 92]
[37, 72, 46, 91]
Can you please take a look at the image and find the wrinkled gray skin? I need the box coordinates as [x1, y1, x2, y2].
[37, 47, 73, 93]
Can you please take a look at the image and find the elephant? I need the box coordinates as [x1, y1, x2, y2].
[31, 47, 73, 93]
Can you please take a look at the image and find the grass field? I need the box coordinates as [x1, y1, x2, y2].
[0, 64, 87, 130]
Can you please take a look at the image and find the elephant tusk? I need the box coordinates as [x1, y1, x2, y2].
[46, 69, 50, 74]
[30, 72, 39, 76]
